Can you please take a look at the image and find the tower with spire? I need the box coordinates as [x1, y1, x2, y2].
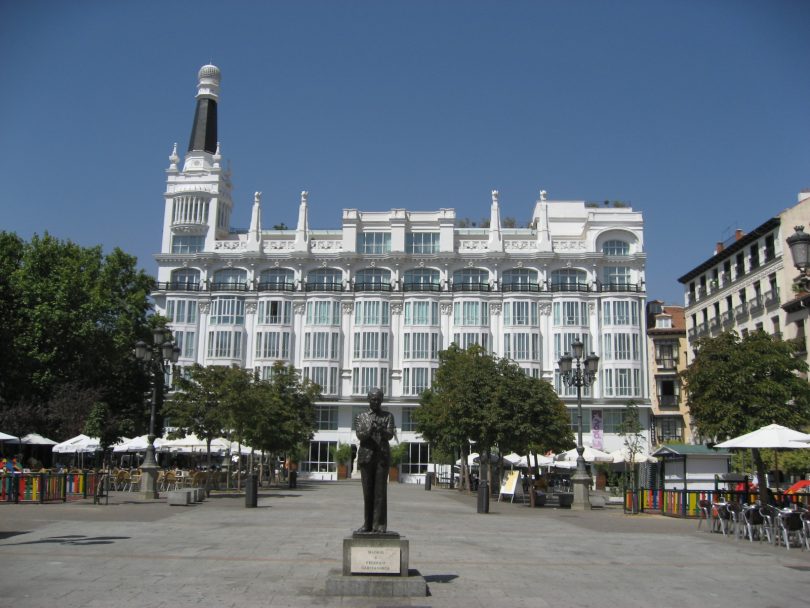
[160, 64, 233, 256]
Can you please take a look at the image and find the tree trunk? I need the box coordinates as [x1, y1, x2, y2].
[752, 448, 770, 505]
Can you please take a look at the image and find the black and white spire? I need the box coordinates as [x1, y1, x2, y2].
[187, 64, 220, 154]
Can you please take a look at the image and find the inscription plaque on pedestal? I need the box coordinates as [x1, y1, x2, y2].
[350, 545, 400, 574]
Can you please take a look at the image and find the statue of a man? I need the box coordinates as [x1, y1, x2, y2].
[354, 388, 396, 534]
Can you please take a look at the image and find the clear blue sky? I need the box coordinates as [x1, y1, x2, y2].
[2, 1, 809, 303]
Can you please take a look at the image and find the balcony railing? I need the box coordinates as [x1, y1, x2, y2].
[501, 283, 541, 293]
[600, 282, 642, 293]
[209, 282, 249, 292]
[353, 282, 393, 292]
[256, 282, 295, 292]
[764, 289, 780, 308]
[749, 296, 764, 313]
[549, 283, 591, 293]
[155, 281, 203, 292]
[305, 282, 343, 292]
[657, 394, 680, 409]
[735, 302, 749, 318]
[656, 358, 676, 369]
[451, 282, 491, 293]
[402, 282, 441, 292]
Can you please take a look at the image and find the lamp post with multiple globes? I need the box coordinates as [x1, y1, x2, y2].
[134, 328, 180, 499]
[557, 339, 600, 510]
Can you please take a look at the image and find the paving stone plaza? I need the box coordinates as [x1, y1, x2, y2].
[1, 481, 808, 608]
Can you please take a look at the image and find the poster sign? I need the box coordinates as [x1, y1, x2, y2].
[591, 409, 603, 450]
[498, 470, 521, 502]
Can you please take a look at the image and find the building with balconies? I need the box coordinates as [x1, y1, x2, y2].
[677, 194, 810, 368]
[646, 301, 691, 445]
[152, 65, 652, 481]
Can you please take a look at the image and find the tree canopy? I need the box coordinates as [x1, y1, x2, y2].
[416, 345, 572, 479]
[0, 232, 155, 440]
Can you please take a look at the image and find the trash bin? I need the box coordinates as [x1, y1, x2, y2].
[424, 472, 432, 491]
[245, 472, 258, 508]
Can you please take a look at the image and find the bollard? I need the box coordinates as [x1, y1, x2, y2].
[245, 472, 258, 508]
[424, 472, 432, 491]
[477, 479, 490, 513]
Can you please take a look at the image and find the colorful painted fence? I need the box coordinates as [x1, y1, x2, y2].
[624, 488, 810, 517]
[0, 471, 99, 503]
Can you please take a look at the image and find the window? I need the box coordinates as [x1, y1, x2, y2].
[257, 300, 291, 324]
[656, 315, 672, 329]
[453, 268, 489, 286]
[553, 333, 591, 361]
[353, 331, 389, 359]
[406, 232, 439, 254]
[173, 330, 196, 359]
[306, 268, 342, 288]
[501, 268, 539, 289]
[402, 367, 433, 395]
[603, 240, 630, 256]
[403, 268, 440, 290]
[357, 232, 391, 254]
[171, 268, 200, 287]
[453, 301, 489, 325]
[304, 332, 340, 359]
[354, 301, 390, 325]
[569, 409, 591, 433]
[255, 331, 290, 359]
[750, 244, 760, 269]
[602, 409, 625, 433]
[212, 268, 247, 286]
[553, 301, 589, 326]
[403, 332, 439, 359]
[166, 299, 198, 324]
[352, 367, 389, 395]
[602, 333, 639, 361]
[259, 268, 294, 288]
[306, 300, 341, 325]
[209, 297, 245, 324]
[503, 333, 538, 361]
[602, 300, 639, 325]
[354, 268, 391, 288]
[602, 368, 641, 397]
[401, 442, 431, 474]
[301, 441, 336, 473]
[550, 269, 588, 290]
[655, 342, 677, 366]
[504, 301, 537, 326]
[603, 266, 632, 286]
[404, 301, 439, 325]
[207, 330, 242, 358]
[315, 406, 338, 430]
[303, 366, 339, 395]
[764, 234, 775, 261]
[401, 407, 417, 432]
[171, 235, 204, 254]
[453, 332, 489, 351]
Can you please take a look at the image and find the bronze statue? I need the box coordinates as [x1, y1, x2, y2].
[354, 388, 396, 534]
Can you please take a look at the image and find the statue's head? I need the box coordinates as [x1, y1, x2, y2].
[368, 388, 384, 412]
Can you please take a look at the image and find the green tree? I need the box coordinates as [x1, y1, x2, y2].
[618, 400, 643, 490]
[163, 364, 252, 468]
[681, 330, 810, 502]
[0, 232, 154, 440]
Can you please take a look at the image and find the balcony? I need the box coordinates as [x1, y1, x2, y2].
[764, 289, 780, 308]
[305, 282, 343, 292]
[502, 283, 541, 293]
[209, 282, 249, 292]
[735, 302, 749, 319]
[749, 296, 764, 313]
[600, 282, 642, 293]
[402, 282, 441, 292]
[657, 394, 680, 409]
[256, 282, 295, 292]
[451, 282, 491, 293]
[353, 282, 393, 293]
[656, 358, 676, 369]
[722, 311, 735, 326]
[550, 283, 591, 293]
[155, 281, 202, 292]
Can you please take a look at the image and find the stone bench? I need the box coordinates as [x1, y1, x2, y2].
[168, 488, 205, 506]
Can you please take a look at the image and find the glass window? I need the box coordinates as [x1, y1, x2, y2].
[207, 330, 242, 358]
[569, 409, 591, 433]
[453, 301, 489, 326]
[255, 331, 290, 359]
[352, 367, 389, 395]
[502, 268, 538, 287]
[504, 301, 537, 326]
[353, 331, 389, 359]
[550, 269, 588, 289]
[209, 297, 245, 324]
[315, 406, 338, 430]
[259, 268, 294, 287]
[212, 268, 247, 285]
[303, 366, 339, 395]
[452, 332, 489, 351]
[357, 232, 391, 254]
[301, 441, 336, 473]
[306, 300, 341, 325]
[553, 333, 591, 361]
[171, 268, 200, 287]
[403, 332, 439, 359]
[354, 301, 390, 325]
[603, 267, 632, 286]
[402, 366, 433, 396]
[401, 407, 418, 432]
[306, 268, 342, 287]
[401, 442, 431, 474]
[304, 331, 340, 359]
[453, 268, 489, 286]
[404, 301, 439, 325]
[166, 299, 198, 324]
[602, 240, 630, 256]
[171, 235, 205, 254]
[173, 330, 196, 359]
[257, 300, 291, 324]
[602, 300, 639, 325]
[355, 268, 391, 288]
[406, 232, 439, 254]
[553, 301, 589, 326]
[403, 268, 440, 289]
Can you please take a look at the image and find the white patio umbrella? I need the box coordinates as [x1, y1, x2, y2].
[52, 434, 101, 454]
[112, 435, 161, 453]
[20, 433, 57, 446]
[713, 423, 810, 449]
[555, 446, 614, 463]
[504, 452, 554, 467]
[0, 431, 19, 441]
[609, 446, 657, 464]
[161, 434, 230, 454]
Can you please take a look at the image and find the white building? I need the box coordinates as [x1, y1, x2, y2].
[153, 65, 651, 481]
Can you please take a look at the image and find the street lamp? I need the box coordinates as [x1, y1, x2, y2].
[787, 225, 810, 290]
[558, 340, 599, 510]
[134, 328, 180, 499]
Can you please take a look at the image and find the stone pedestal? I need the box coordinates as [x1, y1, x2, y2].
[571, 476, 592, 510]
[325, 532, 427, 597]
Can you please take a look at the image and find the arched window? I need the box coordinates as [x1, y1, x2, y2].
[501, 268, 539, 292]
[603, 240, 630, 256]
[354, 268, 392, 292]
[306, 268, 343, 292]
[452, 268, 490, 292]
[212, 268, 248, 291]
[170, 268, 201, 290]
[550, 269, 588, 292]
[403, 268, 440, 292]
[259, 268, 295, 292]
[602, 267, 636, 291]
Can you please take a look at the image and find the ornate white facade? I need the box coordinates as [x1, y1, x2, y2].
[153, 66, 651, 480]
